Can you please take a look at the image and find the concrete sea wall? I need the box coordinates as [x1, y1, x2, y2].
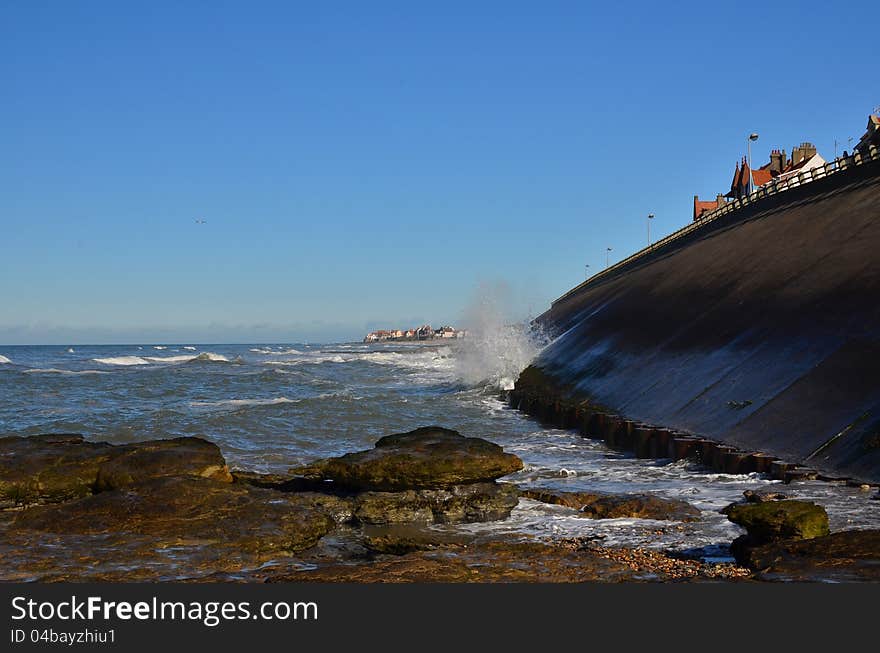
[515, 155, 880, 483]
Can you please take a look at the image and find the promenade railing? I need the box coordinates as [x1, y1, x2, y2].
[552, 143, 880, 308]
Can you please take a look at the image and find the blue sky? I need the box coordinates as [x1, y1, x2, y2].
[1, 1, 876, 343]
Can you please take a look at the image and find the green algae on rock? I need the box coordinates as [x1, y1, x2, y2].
[723, 499, 830, 544]
[291, 426, 523, 491]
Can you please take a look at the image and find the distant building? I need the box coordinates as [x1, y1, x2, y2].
[693, 194, 727, 221]
[363, 324, 466, 343]
[855, 115, 880, 154]
[694, 141, 826, 220]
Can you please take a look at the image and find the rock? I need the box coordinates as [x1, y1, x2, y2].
[522, 488, 701, 522]
[743, 489, 789, 503]
[0, 434, 118, 506]
[93, 437, 232, 491]
[299, 426, 523, 491]
[354, 482, 520, 525]
[0, 434, 232, 507]
[354, 491, 434, 524]
[742, 529, 880, 581]
[232, 470, 332, 493]
[9, 476, 337, 555]
[361, 524, 472, 555]
[723, 500, 830, 545]
[521, 488, 601, 510]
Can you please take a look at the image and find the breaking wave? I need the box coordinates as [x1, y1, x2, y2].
[191, 397, 298, 408]
[94, 352, 229, 366]
[0, 355, 11, 364]
[93, 356, 151, 366]
[24, 368, 108, 375]
[453, 283, 549, 390]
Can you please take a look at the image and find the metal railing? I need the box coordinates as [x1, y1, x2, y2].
[552, 144, 880, 308]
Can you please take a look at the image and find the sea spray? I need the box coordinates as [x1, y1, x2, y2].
[453, 282, 549, 390]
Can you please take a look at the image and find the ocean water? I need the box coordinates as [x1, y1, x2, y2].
[1, 341, 878, 560]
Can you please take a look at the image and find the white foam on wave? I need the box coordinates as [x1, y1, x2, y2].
[264, 354, 349, 366]
[153, 346, 167, 350]
[361, 349, 454, 371]
[183, 346, 197, 351]
[250, 347, 304, 355]
[0, 355, 11, 364]
[94, 356, 150, 366]
[453, 283, 549, 390]
[193, 352, 230, 362]
[144, 355, 198, 363]
[24, 368, 108, 375]
[95, 352, 229, 366]
[190, 397, 298, 408]
[146, 352, 230, 363]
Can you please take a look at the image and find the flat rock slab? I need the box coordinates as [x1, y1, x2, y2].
[522, 488, 701, 522]
[292, 426, 523, 491]
[0, 434, 117, 506]
[94, 437, 232, 491]
[8, 476, 338, 556]
[353, 482, 521, 525]
[747, 529, 880, 582]
[0, 434, 232, 507]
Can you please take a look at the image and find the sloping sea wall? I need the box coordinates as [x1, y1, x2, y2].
[516, 155, 880, 483]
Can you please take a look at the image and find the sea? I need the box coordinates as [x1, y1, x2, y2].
[1, 338, 878, 563]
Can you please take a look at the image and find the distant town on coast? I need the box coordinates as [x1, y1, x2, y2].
[363, 325, 468, 342]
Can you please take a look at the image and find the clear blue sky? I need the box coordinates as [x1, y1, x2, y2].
[1, 1, 876, 344]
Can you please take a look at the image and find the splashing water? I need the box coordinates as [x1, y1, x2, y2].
[453, 282, 549, 390]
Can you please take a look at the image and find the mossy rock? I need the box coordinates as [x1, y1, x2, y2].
[353, 482, 521, 525]
[301, 426, 523, 491]
[10, 476, 337, 555]
[93, 437, 232, 491]
[723, 500, 830, 544]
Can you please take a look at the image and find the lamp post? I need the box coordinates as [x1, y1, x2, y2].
[605, 247, 612, 268]
[647, 213, 654, 246]
[584, 263, 590, 279]
[747, 132, 759, 195]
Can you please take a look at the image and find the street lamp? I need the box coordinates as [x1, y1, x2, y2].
[647, 213, 655, 246]
[747, 132, 759, 195]
[584, 263, 590, 279]
[606, 247, 612, 268]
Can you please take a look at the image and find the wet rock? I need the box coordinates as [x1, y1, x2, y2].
[296, 426, 523, 491]
[0, 434, 233, 507]
[743, 489, 789, 503]
[522, 488, 701, 522]
[93, 437, 232, 491]
[354, 491, 435, 524]
[361, 524, 473, 555]
[9, 476, 336, 555]
[232, 470, 333, 493]
[354, 482, 520, 525]
[723, 500, 830, 543]
[743, 529, 880, 581]
[0, 434, 117, 507]
[267, 537, 749, 583]
[521, 488, 601, 510]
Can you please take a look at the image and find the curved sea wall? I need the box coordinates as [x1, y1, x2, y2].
[516, 156, 880, 483]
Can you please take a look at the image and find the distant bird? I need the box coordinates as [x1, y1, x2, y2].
[195, 218, 207, 224]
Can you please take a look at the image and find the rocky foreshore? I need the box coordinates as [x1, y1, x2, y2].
[1, 428, 877, 582]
